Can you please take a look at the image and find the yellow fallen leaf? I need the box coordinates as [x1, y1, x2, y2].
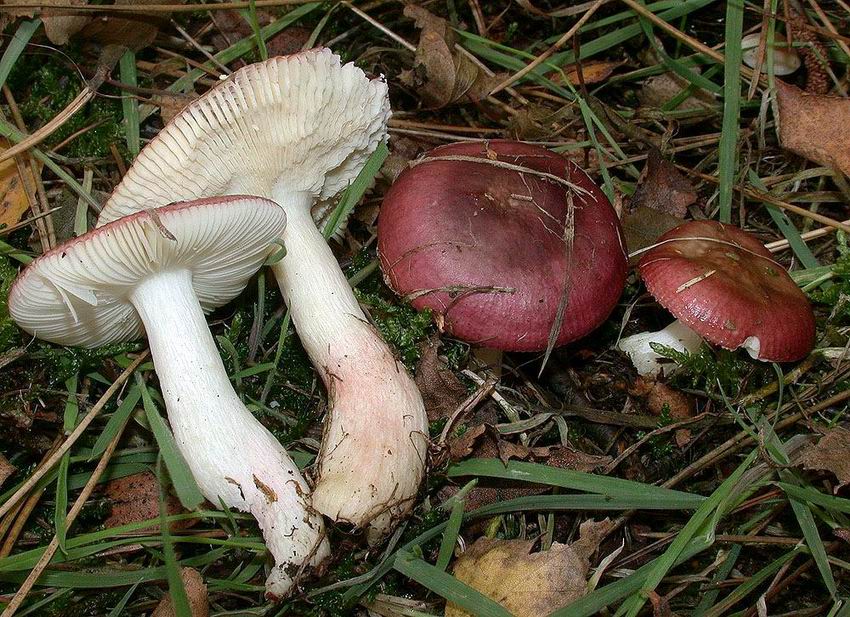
[777, 81, 850, 178]
[446, 519, 612, 617]
[0, 138, 40, 231]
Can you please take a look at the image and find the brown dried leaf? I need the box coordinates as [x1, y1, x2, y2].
[621, 206, 682, 255]
[550, 60, 625, 86]
[630, 149, 697, 218]
[152, 568, 209, 617]
[415, 338, 468, 422]
[104, 470, 186, 531]
[0, 453, 15, 488]
[152, 92, 196, 124]
[448, 424, 487, 461]
[402, 5, 501, 108]
[777, 81, 850, 177]
[0, 138, 41, 231]
[800, 427, 850, 492]
[446, 519, 613, 617]
[639, 72, 715, 113]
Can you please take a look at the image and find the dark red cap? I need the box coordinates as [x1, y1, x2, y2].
[378, 140, 627, 351]
[638, 220, 815, 362]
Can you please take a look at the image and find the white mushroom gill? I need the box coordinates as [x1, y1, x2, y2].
[130, 270, 330, 597]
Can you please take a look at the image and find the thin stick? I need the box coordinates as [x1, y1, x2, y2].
[0, 351, 149, 520]
[1, 412, 133, 617]
[489, 0, 605, 95]
[765, 219, 850, 252]
[0, 0, 315, 12]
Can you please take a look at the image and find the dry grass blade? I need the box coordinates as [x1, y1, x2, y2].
[0, 351, 149, 521]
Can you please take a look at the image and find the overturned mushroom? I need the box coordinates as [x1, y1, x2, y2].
[619, 220, 815, 376]
[9, 197, 329, 599]
[94, 49, 427, 538]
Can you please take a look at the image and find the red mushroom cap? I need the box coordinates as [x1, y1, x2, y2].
[638, 220, 815, 362]
[378, 140, 628, 351]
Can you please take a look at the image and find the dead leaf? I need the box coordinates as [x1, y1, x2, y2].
[777, 81, 850, 178]
[0, 453, 15, 488]
[800, 427, 850, 492]
[549, 60, 625, 86]
[446, 519, 613, 617]
[448, 424, 487, 461]
[0, 138, 40, 231]
[621, 206, 682, 255]
[402, 5, 503, 108]
[152, 92, 196, 124]
[630, 148, 697, 218]
[104, 470, 186, 531]
[415, 338, 469, 422]
[639, 72, 715, 113]
[152, 568, 209, 617]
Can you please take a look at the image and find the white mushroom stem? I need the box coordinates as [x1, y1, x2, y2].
[617, 320, 703, 377]
[270, 192, 428, 539]
[129, 268, 329, 598]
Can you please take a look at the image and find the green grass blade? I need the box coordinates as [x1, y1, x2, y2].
[242, 0, 269, 61]
[160, 3, 320, 101]
[748, 170, 819, 268]
[692, 544, 741, 616]
[322, 142, 389, 239]
[90, 385, 142, 459]
[435, 497, 464, 572]
[119, 50, 140, 158]
[778, 483, 850, 514]
[157, 457, 192, 617]
[701, 549, 798, 616]
[393, 551, 512, 617]
[717, 0, 745, 223]
[54, 375, 79, 554]
[0, 19, 41, 92]
[448, 459, 705, 508]
[619, 448, 757, 616]
[106, 582, 140, 617]
[138, 376, 203, 510]
[551, 537, 712, 617]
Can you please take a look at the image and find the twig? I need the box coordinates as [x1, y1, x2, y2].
[765, 219, 850, 252]
[0, 352, 149, 521]
[489, 0, 605, 95]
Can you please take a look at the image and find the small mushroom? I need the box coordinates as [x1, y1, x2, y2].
[94, 49, 427, 539]
[619, 220, 815, 376]
[9, 197, 329, 599]
[741, 32, 801, 76]
[378, 140, 628, 351]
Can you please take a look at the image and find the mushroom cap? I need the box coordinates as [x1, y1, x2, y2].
[741, 32, 801, 76]
[378, 140, 628, 351]
[10, 196, 286, 348]
[96, 48, 390, 227]
[638, 220, 815, 362]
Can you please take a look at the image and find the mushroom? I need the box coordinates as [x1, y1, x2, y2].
[8, 197, 330, 599]
[94, 49, 428, 538]
[741, 32, 801, 76]
[619, 220, 815, 376]
[378, 140, 628, 352]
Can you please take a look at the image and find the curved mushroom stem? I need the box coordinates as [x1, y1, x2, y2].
[129, 269, 329, 599]
[271, 193, 428, 540]
[617, 319, 703, 377]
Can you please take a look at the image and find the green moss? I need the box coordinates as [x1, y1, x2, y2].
[8, 51, 125, 160]
[652, 343, 759, 398]
[0, 254, 19, 353]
